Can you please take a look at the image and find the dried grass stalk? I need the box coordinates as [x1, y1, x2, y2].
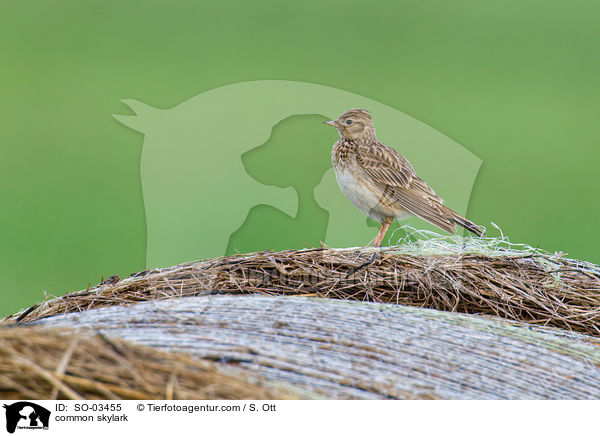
[5, 230, 600, 337]
[0, 326, 302, 400]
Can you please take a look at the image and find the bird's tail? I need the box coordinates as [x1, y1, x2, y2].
[446, 209, 485, 237]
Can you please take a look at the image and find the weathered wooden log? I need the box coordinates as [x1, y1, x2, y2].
[31, 295, 600, 400]
[0, 325, 306, 400]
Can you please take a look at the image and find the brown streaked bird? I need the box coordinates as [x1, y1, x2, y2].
[325, 108, 484, 246]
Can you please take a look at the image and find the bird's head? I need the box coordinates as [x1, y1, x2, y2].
[324, 108, 376, 141]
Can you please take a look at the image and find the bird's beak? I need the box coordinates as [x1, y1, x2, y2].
[324, 120, 340, 127]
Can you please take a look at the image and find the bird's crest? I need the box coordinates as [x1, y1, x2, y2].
[341, 108, 372, 120]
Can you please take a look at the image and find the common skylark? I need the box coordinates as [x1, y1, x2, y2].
[325, 108, 483, 246]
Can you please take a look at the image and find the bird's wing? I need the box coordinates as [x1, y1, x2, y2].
[355, 141, 457, 233]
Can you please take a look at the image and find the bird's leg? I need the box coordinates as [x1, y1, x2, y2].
[347, 218, 391, 278]
[372, 217, 392, 247]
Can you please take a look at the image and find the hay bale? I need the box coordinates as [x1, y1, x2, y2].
[6, 236, 600, 336]
[28, 295, 600, 400]
[0, 325, 305, 400]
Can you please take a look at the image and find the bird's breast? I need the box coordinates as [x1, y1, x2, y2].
[331, 140, 355, 168]
[331, 140, 407, 222]
[332, 142, 382, 219]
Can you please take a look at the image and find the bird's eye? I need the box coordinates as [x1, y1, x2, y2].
[346, 119, 353, 125]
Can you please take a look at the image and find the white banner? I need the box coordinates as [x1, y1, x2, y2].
[0, 400, 595, 436]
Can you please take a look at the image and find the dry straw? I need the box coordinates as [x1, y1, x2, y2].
[0, 326, 303, 400]
[5, 226, 600, 337]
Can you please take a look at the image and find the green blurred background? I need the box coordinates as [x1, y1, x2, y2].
[1, 0, 599, 316]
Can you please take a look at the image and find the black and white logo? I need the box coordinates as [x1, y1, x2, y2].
[3, 402, 50, 434]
